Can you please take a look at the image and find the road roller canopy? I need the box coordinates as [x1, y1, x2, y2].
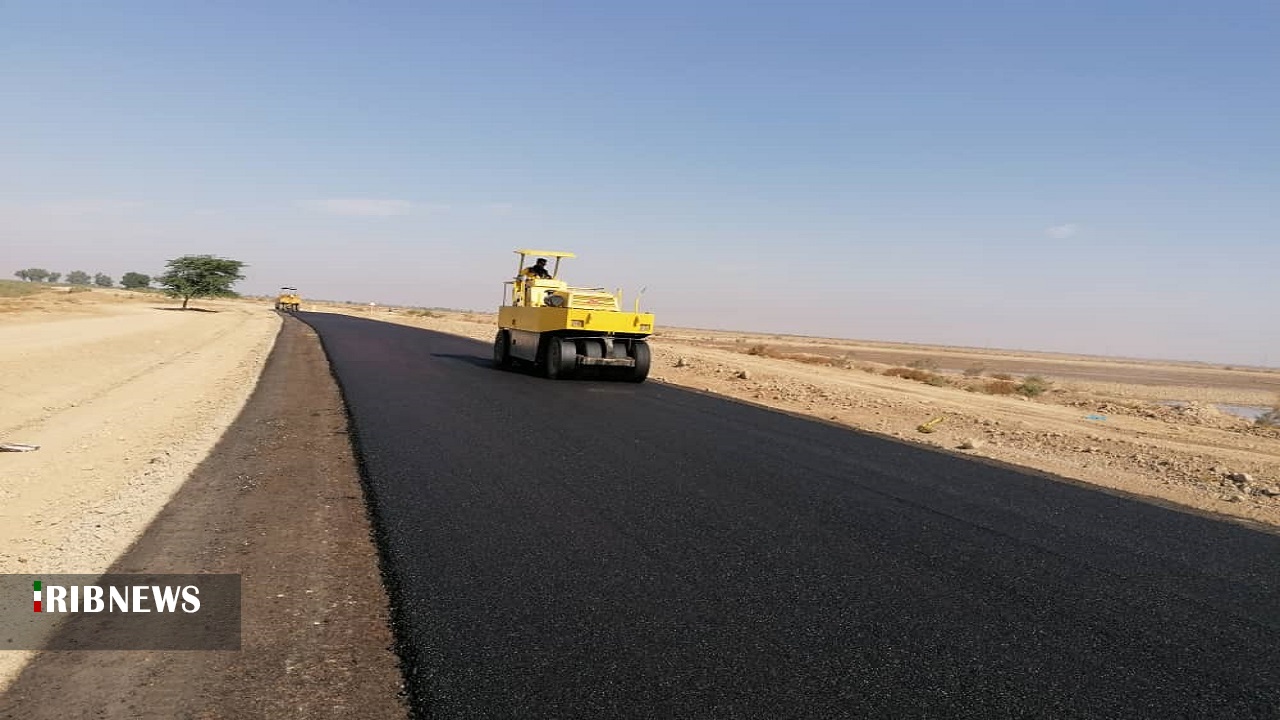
[514, 250, 576, 259]
[513, 249, 576, 280]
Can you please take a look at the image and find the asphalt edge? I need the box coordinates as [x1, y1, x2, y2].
[290, 311, 434, 720]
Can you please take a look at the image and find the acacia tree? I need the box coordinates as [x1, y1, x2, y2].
[66, 270, 92, 285]
[14, 268, 51, 282]
[94, 273, 113, 287]
[157, 255, 246, 309]
[48, 272, 62, 283]
[121, 272, 151, 289]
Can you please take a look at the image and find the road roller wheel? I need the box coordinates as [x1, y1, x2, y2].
[542, 336, 578, 380]
[493, 330, 512, 369]
[627, 340, 651, 383]
[579, 338, 605, 380]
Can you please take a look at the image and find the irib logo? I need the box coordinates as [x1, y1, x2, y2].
[31, 579, 201, 613]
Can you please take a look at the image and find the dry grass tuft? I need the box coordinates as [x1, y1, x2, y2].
[1258, 401, 1280, 427]
[983, 380, 1019, 395]
[885, 367, 949, 386]
[1016, 375, 1052, 397]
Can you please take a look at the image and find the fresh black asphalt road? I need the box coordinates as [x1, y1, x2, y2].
[299, 312, 1280, 719]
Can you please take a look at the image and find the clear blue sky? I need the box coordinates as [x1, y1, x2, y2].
[4, 1, 1277, 365]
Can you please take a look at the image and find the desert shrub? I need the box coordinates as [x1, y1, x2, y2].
[983, 380, 1019, 395]
[963, 365, 987, 377]
[885, 367, 936, 383]
[1016, 376, 1052, 397]
[991, 372, 1014, 381]
[907, 358, 940, 371]
[885, 366, 950, 386]
[746, 344, 769, 356]
[1257, 404, 1280, 427]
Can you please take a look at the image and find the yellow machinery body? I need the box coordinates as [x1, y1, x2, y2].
[493, 250, 654, 381]
[275, 287, 301, 312]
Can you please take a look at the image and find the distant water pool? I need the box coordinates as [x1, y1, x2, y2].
[1216, 404, 1271, 421]
[1157, 400, 1270, 421]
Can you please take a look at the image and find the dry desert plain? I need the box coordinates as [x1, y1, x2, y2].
[0, 283, 407, 716]
[2, 283, 1279, 699]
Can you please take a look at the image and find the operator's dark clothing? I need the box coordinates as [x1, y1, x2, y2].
[524, 264, 552, 279]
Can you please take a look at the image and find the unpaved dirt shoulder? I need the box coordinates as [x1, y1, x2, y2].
[0, 300, 282, 579]
[0, 300, 282, 689]
[0, 316, 407, 719]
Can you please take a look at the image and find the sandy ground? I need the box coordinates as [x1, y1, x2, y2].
[1, 315, 406, 719]
[314, 302, 1280, 531]
[0, 290, 279, 575]
[0, 288, 279, 688]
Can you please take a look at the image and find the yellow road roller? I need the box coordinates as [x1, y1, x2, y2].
[493, 250, 654, 381]
[275, 287, 301, 312]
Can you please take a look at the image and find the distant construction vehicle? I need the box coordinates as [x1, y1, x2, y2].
[493, 250, 654, 381]
[275, 287, 301, 312]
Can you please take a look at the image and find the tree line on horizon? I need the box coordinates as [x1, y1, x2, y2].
[13, 268, 153, 289]
[13, 256, 246, 310]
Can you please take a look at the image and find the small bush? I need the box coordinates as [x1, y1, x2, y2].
[963, 365, 987, 377]
[1016, 376, 1052, 397]
[885, 367, 939, 383]
[991, 372, 1014, 381]
[1257, 406, 1280, 427]
[907, 358, 940, 371]
[746, 344, 769, 356]
[983, 380, 1019, 395]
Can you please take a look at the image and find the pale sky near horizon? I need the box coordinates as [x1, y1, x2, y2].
[4, 1, 1277, 366]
